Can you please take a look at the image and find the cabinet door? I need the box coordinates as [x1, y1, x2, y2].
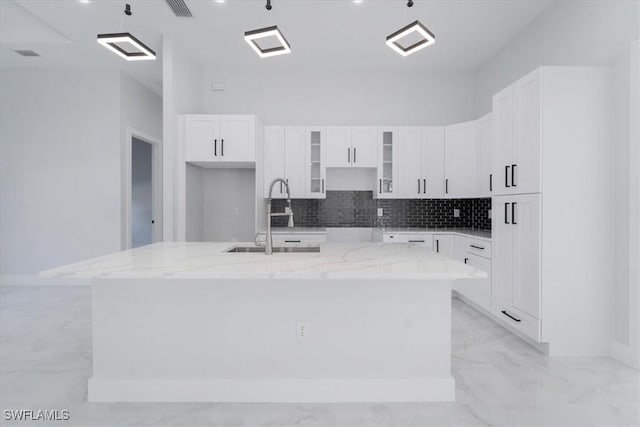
[444, 121, 477, 198]
[492, 86, 514, 195]
[263, 127, 286, 199]
[284, 126, 307, 199]
[351, 127, 378, 168]
[511, 193, 541, 319]
[513, 70, 542, 194]
[433, 234, 454, 258]
[491, 196, 513, 314]
[325, 126, 351, 168]
[375, 128, 398, 198]
[306, 127, 326, 199]
[422, 127, 445, 199]
[184, 115, 218, 162]
[218, 115, 255, 162]
[457, 254, 491, 312]
[396, 127, 423, 198]
[476, 113, 493, 197]
[453, 235, 468, 263]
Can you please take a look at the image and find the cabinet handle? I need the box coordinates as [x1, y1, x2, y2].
[512, 202, 517, 225]
[501, 310, 521, 322]
[505, 165, 510, 187]
[464, 257, 468, 264]
[214, 139, 217, 156]
[280, 181, 283, 194]
[511, 164, 517, 187]
[284, 240, 301, 243]
[423, 179, 426, 194]
[445, 179, 449, 194]
[353, 147, 356, 163]
[221, 139, 224, 156]
[490, 174, 493, 192]
[504, 202, 510, 224]
[469, 244, 484, 250]
[408, 240, 425, 243]
[379, 179, 382, 194]
[348, 148, 350, 163]
[417, 179, 421, 194]
[322, 178, 324, 193]
[436, 239, 439, 252]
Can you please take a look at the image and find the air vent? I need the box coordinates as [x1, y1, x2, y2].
[164, 0, 192, 17]
[14, 49, 40, 57]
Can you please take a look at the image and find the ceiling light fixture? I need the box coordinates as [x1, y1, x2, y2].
[244, 0, 291, 58]
[97, 3, 156, 61]
[386, 1, 435, 57]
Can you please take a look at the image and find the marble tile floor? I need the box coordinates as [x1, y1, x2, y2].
[0, 285, 638, 427]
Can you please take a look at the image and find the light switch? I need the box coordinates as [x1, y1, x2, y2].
[377, 208, 383, 217]
[453, 209, 460, 218]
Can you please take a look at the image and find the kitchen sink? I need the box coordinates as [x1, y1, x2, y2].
[224, 246, 320, 253]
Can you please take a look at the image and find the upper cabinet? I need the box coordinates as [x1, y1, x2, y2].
[476, 113, 492, 197]
[184, 115, 256, 164]
[375, 128, 398, 198]
[396, 127, 445, 199]
[325, 126, 377, 168]
[444, 120, 477, 198]
[492, 69, 541, 195]
[306, 127, 326, 198]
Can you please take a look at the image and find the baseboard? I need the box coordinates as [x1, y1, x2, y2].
[88, 377, 455, 403]
[611, 340, 640, 369]
[0, 275, 91, 286]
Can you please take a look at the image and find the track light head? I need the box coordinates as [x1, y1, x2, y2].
[407, 0, 414, 7]
[124, 3, 132, 15]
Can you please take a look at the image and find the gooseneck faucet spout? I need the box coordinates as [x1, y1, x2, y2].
[265, 177, 294, 255]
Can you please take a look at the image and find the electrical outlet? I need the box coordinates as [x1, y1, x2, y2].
[296, 321, 309, 340]
[233, 207, 240, 216]
[453, 209, 460, 218]
[377, 208, 383, 217]
[488, 209, 492, 219]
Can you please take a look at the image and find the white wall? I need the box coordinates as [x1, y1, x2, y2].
[185, 163, 204, 242]
[162, 35, 204, 242]
[203, 68, 476, 126]
[0, 69, 121, 275]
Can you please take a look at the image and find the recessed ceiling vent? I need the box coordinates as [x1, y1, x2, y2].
[14, 49, 39, 57]
[164, 0, 192, 17]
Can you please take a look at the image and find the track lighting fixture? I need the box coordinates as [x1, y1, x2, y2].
[97, 3, 156, 61]
[386, 2, 435, 57]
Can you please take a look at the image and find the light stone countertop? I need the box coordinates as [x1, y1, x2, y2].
[262, 227, 327, 234]
[40, 242, 486, 281]
[375, 227, 492, 241]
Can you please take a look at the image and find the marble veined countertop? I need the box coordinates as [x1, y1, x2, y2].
[40, 242, 486, 281]
[375, 227, 492, 241]
[261, 227, 327, 234]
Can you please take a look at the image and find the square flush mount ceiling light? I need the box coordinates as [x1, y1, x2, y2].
[244, 25, 291, 58]
[97, 33, 156, 61]
[386, 20, 435, 57]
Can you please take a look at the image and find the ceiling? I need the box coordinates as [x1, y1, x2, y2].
[0, 0, 555, 92]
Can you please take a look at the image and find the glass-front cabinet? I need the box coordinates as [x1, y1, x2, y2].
[306, 128, 326, 198]
[375, 128, 398, 198]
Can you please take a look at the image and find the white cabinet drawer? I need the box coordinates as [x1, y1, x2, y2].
[494, 304, 541, 342]
[257, 233, 327, 244]
[381, 233, 433, 247]
[466, 238, 491, 258]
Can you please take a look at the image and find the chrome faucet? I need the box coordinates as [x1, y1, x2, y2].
[265, 177, 294, 255]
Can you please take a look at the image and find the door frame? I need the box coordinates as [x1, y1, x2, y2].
[123, 127, 162, 250]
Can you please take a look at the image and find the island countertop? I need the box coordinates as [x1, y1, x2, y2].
[40, 242, 486, 281]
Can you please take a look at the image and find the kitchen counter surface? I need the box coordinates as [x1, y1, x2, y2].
[40, 242, 484, 281]
[264, 227, 327, 234]
[375, 227, 492, 241]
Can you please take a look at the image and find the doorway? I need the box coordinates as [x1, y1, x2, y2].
[131, 137, 153, 248]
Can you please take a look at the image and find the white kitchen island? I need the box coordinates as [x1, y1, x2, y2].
[42, 242, 485, 403]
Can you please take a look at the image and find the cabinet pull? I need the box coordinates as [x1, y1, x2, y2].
[490, 174, 493, 192]
[445, 179, 449, 194]
[511, 202, 517, 225]
[214, 139, 217, 156]
[379, 179, 382, 194]
[501, 310, 521, 322]
[322, 178, 325, 193]
[417, 179, 421, 194]
[221, 139, 224, 156]
[511, 164, 516, 187]
[353, 147, 356, 163]
[505, 165, 510, 187]
[464, 257, 468, 264]
[280, 181, 283, 194]
[423, 179, 426, 194]
[436, 239, 439, 252]
[408, 240, 425, 243]
[469, 244, 484, 250]
[284, 240, 301, 243]
[348, 148, 350, 163]
[504, 202, 510, 224]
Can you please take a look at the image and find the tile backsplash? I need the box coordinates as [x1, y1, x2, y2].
[271, 191, 491, 230]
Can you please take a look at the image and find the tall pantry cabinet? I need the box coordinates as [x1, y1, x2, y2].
[491, 67, 614, 357]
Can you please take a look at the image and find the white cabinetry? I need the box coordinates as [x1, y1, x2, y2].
[476, 113, 492, 197]
[325, 126, 377, 168]
[397, 127, 445, 199]
[433, 234, 454, 258]
[375, 128, 398, 198]
[184, 115, 256, 163]
[306, 127, 326, 198]
[444, 121, 477, 198]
